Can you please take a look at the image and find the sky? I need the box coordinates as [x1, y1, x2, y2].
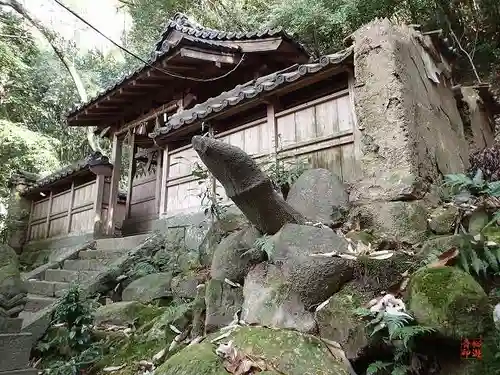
[21, 0, 131, 54]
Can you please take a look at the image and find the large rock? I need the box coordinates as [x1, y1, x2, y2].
[205, 279, 243, 333]
[122, 272, 173, 303]
[0, 244, 27, 318]
[198, 211, 249, 267]
[287, 168, 349, 226]
[408, 267, 492, 339]
[153, 228, 199, 273]
[428, 206, 458, 234]
[211, 226, 263, 284]
[349, 200, 428, 244]
[94, 301, 164, 327]
[419, 234, 467, 258]
[170, 272, 202, 299]
[156, 326, 350, 375]
[191, 136, 306, 234]
[242, 263, 316, 333]
[315, 284, 370, 360]
[144, 301, 193, 341]
[270, 224, 355, 309]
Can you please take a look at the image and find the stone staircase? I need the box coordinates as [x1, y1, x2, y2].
[20, 234, 149, 322]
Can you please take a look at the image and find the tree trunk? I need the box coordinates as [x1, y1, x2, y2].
[0, 0, 100, 152]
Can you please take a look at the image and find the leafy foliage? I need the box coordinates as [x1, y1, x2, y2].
[253, 234, 275, 259]
[354, 308, 435, 375]
[261, 157, 309, 199]
[37, 285, 101, 374]
[443, 170, 500, 197]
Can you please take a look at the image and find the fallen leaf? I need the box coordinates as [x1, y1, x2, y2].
[428, 247, 459, 268]
[367, 250, 394, 260]
[315, 297, 331, 312]
[224, 278, 242, 288]
[338, 253, 358, 260]
[310, 250, 339, 258]
[216, 341, 268, 375]
[169, 324, 181, 334]
[152, 348, 166, 362]
[210, 331, 232, 343]
[102, 365, 125, 372]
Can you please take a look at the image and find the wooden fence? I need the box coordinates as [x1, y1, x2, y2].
[26, 178, 126, 242]
[164, 88, 358, 215]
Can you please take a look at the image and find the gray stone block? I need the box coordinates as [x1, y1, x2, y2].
[78, 250, 126, 260]
[0, 333, 32, 371]
[44, 269, 98, 283]
[0, 318, 22, 334]
[24, 295, 56, 313]
[63, 259, 108, 271]
[95, 234, 149, 251]
[26, 280, 68, 297]
[0, 368, 37, 375]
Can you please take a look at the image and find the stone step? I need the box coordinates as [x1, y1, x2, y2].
[95, 234, 149, 251]
[0, 332, 33, 372]
[63, 259, 108, 272]
[78, 249, 127, 260]
[24, 294, 57, 312]
[45, 269, 99, 283]
[1, 368, 38, 375]
[26, 280, 69, 298]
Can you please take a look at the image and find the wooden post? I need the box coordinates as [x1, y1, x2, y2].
[26, 199, 34, 242]
[93, 175, 105, 238]
[154, 149, 163, 214]
[159, 145, 169, 218]
[266, 101, 279, 158]
[66, 181, 75, 233]
[45, 191, 53, 239]
[106, 132, 123, 236]
[125, 131, 136, 220]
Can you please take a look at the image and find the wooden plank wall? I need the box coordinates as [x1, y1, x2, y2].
[27, 180, 96, 241]
[129, 167, 157, 219]
[163, 89, 358, 215]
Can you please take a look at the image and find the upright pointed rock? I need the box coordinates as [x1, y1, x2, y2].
[191, 136, 306, 234]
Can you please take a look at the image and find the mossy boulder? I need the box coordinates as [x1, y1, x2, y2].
[241, 263, 316, 333]
[198, 211, 249, 267]
[349, 200, 429, 244]
[94, 301, 164, 327]
[205, 279, 243, 333]
[156, 326, 350, 375]
[270, 223, 355, 309]
[0, 244, 25, 300]
[153, 228, 199, 273]
[408, 267, 492, 339]
[210, 225, 263, 284]
[428, 206, 458, 234]
[315, 284, 371, 359]
[122, 272, 173, 303]
[144, 300, 194, 341]
[170, 271, 203, 299]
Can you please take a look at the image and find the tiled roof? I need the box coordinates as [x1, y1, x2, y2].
[65, 13, 309, 121]
[22, 153, 111, 196]
[149, 46, 353, 138]
[154, 13, 309, 56]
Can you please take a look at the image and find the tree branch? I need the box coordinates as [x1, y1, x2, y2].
[0, 0, 100, 152]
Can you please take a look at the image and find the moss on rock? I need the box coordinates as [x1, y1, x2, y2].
[156, 326, 349, 375]
[408, 267, 492, 339]
[94, 301, 165, 328]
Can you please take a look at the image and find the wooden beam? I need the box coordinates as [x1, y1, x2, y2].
[106, 133, 123, 236]
[180, 47, 239, 65]
[93, 174, 105, 238]
[66, 181, 75, 233]
[45, 190, 53, 239]
[155, 149, 163, 214]
[159, 145, 169, 217]
[125, 132, 137, 219]
[26, 199, 34, 242]
[266, 102, 278, 153]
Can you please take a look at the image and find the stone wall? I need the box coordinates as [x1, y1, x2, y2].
[351, 19, 494, 203]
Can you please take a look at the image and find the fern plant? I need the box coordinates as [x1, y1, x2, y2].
[354, 308, 435, 375]
[444, 170, 500, 197]
[253, 235, 275, 259]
